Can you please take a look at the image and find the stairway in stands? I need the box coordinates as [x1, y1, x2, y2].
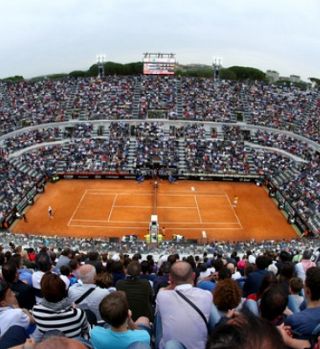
[132, 78, 141, 119]
[64, 81, 88, 121]
[243, 145, 260, 175]
[273, 167, 300, 187]
[239, 86, 251, 123]
[175, 78, 183, 119]
[177, 138, 187, 175]
[8, 157, 43, 181]
[126, 138, 138, 174]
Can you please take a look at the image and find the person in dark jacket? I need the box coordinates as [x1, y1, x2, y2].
[116, 261, 154, 322]
[1, 262, 36, 310]
[243, 255, 272, 297]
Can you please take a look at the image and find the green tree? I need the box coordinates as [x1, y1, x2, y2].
[227, 66, 266, 81]
[220, 68, 237, 80]
[69, 70, 89, 78]
[309, 77, 320, 88]
[88, 61, 143, 76]
[1, 75, 24, 82]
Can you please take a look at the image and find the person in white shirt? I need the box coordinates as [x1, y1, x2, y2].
[68, 264, 112, 322]
[226, 262, 242, 280]
[295, 250, 316, 282]
[0, 280, 33, 339]
[156, 261, 212, 349]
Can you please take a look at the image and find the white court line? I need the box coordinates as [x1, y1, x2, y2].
[69, 223, 149, 228]
[113, 205, 153, 208]
[161, 222, 241, 225]
[68, 223, 243, 230]
[158, 226, 243, 230]
[71, 218, 241, 224]
[157, 206, 198, 209]
[107, 194, 118, 223]
[113, 205, 196, 209]
[194, 195, 203, 223]
[86, 189, 226, 196]
[68, 189, 242, 228]
[72, 219, 111, 222]
[159, 226, 243, 230]
[119, 193, 226, 197]
[67, 190, 88, 227]
[224, 193, 243, 228]
[158, 193, 225, 197]
[88, 193, 152, 196]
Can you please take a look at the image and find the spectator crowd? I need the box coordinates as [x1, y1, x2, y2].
[0, 233, 320, 348]
[0, 119, 319, 233]
[1, 76, 319, 141]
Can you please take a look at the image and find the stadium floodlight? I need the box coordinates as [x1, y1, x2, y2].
[96, 54, 106, 78]
[96, 54, 106, 64]
[212, 56, 223, 81]
[213, 57, 223, 66]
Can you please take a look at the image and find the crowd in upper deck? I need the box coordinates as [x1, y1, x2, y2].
[245, 81, 320, 142]
[1, 76, 319, 141]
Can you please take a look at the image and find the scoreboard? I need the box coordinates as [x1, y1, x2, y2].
[143, 53, 176, 75]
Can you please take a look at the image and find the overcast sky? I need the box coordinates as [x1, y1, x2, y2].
[0, 0, 319, 80]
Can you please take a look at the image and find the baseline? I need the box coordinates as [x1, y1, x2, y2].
[68, 223, 244, 230]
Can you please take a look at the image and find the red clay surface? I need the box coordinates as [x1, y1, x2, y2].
[11, 179, 297, 241]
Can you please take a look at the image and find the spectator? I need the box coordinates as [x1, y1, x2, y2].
[34, 336, 88, 349]
[260, 284, 288, 325]
[153, 261, 171, 296]
[206, 311, 286, 349]
[116, 261, 154, 322]
[68, 264, 112, 322]
[212, 279, 242, 323]
[90, 291, 151, 349]
[0, 280, 34, 340]
[288, 277, 305, 313]
[1, 262, 36, 310]
[56, 248, 73, 270]
[285, 266, 320, 340]
[155, 261, 212, 349]
[243, 255, 272, 297]
[295, 250, 316, 282]
[32, 252, 52, 303]
[32, 272, 89, 339]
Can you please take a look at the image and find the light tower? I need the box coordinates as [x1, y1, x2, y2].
[212, 57, 223, 82]
[96, 54, 106, 78]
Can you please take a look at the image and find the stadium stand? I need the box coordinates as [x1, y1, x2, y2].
[0, 76, 320, 349]
[0, 232, 320, 347]
[0, 76, 319, 239]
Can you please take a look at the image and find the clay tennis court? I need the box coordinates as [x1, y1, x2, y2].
[12, 179, 297, 241]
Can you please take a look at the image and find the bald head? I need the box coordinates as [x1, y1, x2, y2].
[36, 337, 87, 349]
[78, 264, 96, 284]
[227, 263, 235, 274]
[170, 261, 194, 286]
